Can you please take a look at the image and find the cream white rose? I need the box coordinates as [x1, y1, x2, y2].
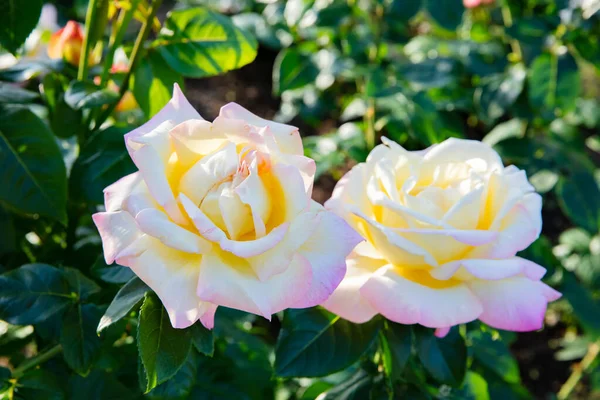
[322, 137, 560, 334]
[93, 85, 362, 329]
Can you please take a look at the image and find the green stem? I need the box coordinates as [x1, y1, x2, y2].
[93, 0, 162, 131]
[501, 2, 522, 62]
[558, 341, 600, 400]
[99, 0, 141, 88]
[78, 0, 99, 80]
[13, 345, 62, 378]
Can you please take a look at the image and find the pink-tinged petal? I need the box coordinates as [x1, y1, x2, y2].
[179, 142, 238, 205]
[320, 256, 384, 323]
[197, 252, 312, 319]
[423, 138, 504, 173]
[219, 102, 303, 155]
[169, 119, 225, 167]
[124, 83, 201, 158]
[541, 284, 562, 301]
[198, 303, 218, 330]
[103, 172, 142, 212]
[92, 211, 142, 264]
[469, 278, 557, 332]
[360, 265, 483, 328]
[130, 142, 186, 224]
[135, 208, 211, 254]
[180, 193, 288, 258]
[350, 207, 438, 266]
[127, 238, 204, 329]
[293, 205, 364, 308]
[279, 154, 316, 195]
[431, 257, 547, 281]
[435, 327, 451, 338]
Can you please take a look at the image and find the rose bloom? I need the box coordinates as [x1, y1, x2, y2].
[93, 85, 361, 329]
[321, 138, 560, 336]
[48, 21, 86, 66]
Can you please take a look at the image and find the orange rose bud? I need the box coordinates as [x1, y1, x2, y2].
[48, 21, 84, 66]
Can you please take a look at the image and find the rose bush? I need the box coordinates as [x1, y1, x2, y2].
[322, 138, 561, 335]
[93, 84, 362, 329]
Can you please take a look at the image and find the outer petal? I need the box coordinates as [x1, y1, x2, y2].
[103, 172, 142, 212]
[135, 208, 212, 254]
[219, 102, 303, 155]
[293, 203, 364, 308]
[198, 303, 218, 330]
[127, 237, 205, 329]
[197, 251, 312, 319]
[422, 138, 504, 173]
[320, 256, 384, 323]
[468, 278, 559, 331]
[360, 265, 483, 328]
[431, 257, 546, 281]
[124, 83, 201, 158]
[92, 211, 141, 264]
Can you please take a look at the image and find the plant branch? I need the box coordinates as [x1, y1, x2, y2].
[93, 0, 162, 131]
[501, 2, 522, 62]
[78, 0, 99, 80]
[100, 0, 142, 88]
[13, 345, 62, 378]
[557, 341, 600, 400]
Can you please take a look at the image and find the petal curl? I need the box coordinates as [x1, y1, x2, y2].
[92, 211, 141, 264]
[360, 265, 483, 328]
[468, 278, 559, 331]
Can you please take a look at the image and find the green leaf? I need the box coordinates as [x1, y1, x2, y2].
[60, 304, 103, 375]
[133, 51, 183, 118]
[148, 349, 200, 399]
[559, 228, 592, 253]
[555, 170, 600, 232]
[17, 369, 65, 400]
[415, 326, 466, 386]
[458, 371, 490, 400]
[68, 370, 135, 400]
[398, 58, 459, 90]
[387, 0, 422, 23]
[154, 8, 257, 78]
[232, 12, 288, 50]
[97, 277, 149, 333]
[528, 52, 581, 115]
[273, 48, 318, 95]
[469, 330, 520, 384]
[70, 125, 136, 205]
[320, 369, 372, 400]
[0, 205, 16, 256]
[64, 81, 119, 110]
[425, 0, 464, 31]
[191, 323, 214, 356]
[0, 83, 39, 103]
[482, 119, 525, 147]
[63, 268, 101, 301]
[561, 273, 600, 336]
[138, 292, 192, 392]
[529, 170, 559, 194]
[0, 105, 67, 224]
[91, 256, 135, 284]
[381, 322, 412, 380]
[0, 264, 74, 325]
[475, 64, 526, 122]
[0, 0, 43, 54]
[274, 308, 382, 377]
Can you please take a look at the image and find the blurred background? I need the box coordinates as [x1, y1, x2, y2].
[2, 0, 600, 398]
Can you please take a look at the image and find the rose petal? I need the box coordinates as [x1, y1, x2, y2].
[469, 278, 558, 331]
[92, 211, 142, 264]
[360, 265, 483, 328]
[219, 102, 303, 155]
[197, 251, 312, 319]
[431, 257, 547, 281]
